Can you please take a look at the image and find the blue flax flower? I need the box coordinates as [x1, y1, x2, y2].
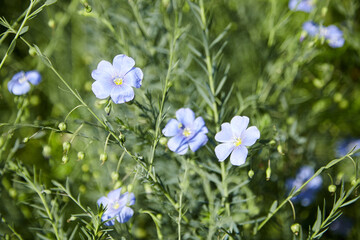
[286, 166, 322, 207]
[302, 21, 345, 48]
[214, 116, 260, 166]
[97, 188, 135, 226]
[162, 108, 208, 155]
[8, 71, 41, 95]
[336, 138, 360, 157]
[289, 0, 315, 12]
[91, 54, 143, 104]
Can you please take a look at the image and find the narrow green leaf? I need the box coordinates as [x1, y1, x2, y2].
[45, 0, 57, 6]
[8, 39, 16, 55]
[312, 207, 322, 232]
[269, 200, 278, 214]
[340, 195, 360, 208]
[19, 26, 29, 35]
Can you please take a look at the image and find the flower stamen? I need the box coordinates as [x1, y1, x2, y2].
[234, 137, 242, 147]
[112, 202, 120, 209]
[183, 128, 191, 137]
[114, 77, 123, 85]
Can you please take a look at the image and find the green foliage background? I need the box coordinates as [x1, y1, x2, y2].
[1, 0, 360, 239]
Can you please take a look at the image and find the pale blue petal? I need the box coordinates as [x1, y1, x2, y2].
[191, 117, 208, 134]
[91, 69, 113, 82]
[289, 0, 313, 12]
[189, 133, 208, 152]
[107, 188, 122, 200]
[9, 81, 31, 95]
[118, 207, 134, 223]
[110, 84, 135, 104]
[124, 67, 143, 88]
[25, 71, 41, 85]
[92, 80, 114, 99]
[303, 21, 319, 36]
[113, 54, 135, 77]
[97, 196, 110, 207]
[215, 123, 233, 142]
[176, 108, 195, 127]
[96, 60, 117, 77]
[127, 192, 136, 206]
[242, 126, 260, 146]
[162, 119, 181, 137]
[328, 37, 345, 48]
[117, 192, 136, 207]
[102, 214, 115, 226]
[168, 134, 188, 154]
[230, 146, 248, 166]
[215, 143, 234, 162]
[324, 25, 343, 39]
[230, 116, 249, 138]
[11, 71, 25, 82]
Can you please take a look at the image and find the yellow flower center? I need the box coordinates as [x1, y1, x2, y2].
[114, 77, 123, 85]
[113, 202, 120, 209]
[234, 138, 242, 147]
[19, 76, 27, 84]
[183, 128, 191, 137]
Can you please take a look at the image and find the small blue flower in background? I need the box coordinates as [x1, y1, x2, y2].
[289, 0, 314, 12]
[91, 54, 143, 104]
[302, 21, 345, 48]
[214, 116, 260, 166]
[336, 139, 360, 157]
[8, 71, 41, 95]
[162, 108, 208, 155]
[97, 188, 135, 226]
[329, 216, 353, 236]
[286, 166, 322, 207]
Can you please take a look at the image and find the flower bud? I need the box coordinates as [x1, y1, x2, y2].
[104, 105, 111, 115]
[63, 141, 71, 152]
[42, 145, 51, 158]
[23, 137, 29, 143]
[277, 145, 284, 155]
[291, 223, 301, 235]
[269, 139, 276, 146]
[81, 164, 89, 172]
[77, 151, 85, 160]
[48, 19, 55, 29]
[321, 7, 328, 18]
[79, 185, 86, 193]
[62, 155, 69, 164]
[127, 184, 133, 192]
[100, 153, 107, 163]
[121, 186, 127, 194]
[28, 47, 37, 56]
[156, 213, 162, 220]
[248, 169, 254, 179]
[266, 166, 271, 181]
[351, 179, 357, 186]
[119, 132, 125, 143]
[58, 122, 67, 131]
[159, 137, 167, 146]
[328, 184, 336, 193]
[111, 172, 119, 181]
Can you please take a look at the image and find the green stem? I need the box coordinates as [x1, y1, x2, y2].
[22, 170, 61, 240]
[0, 0, 35, 70]
[148, 5, 179, 175]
